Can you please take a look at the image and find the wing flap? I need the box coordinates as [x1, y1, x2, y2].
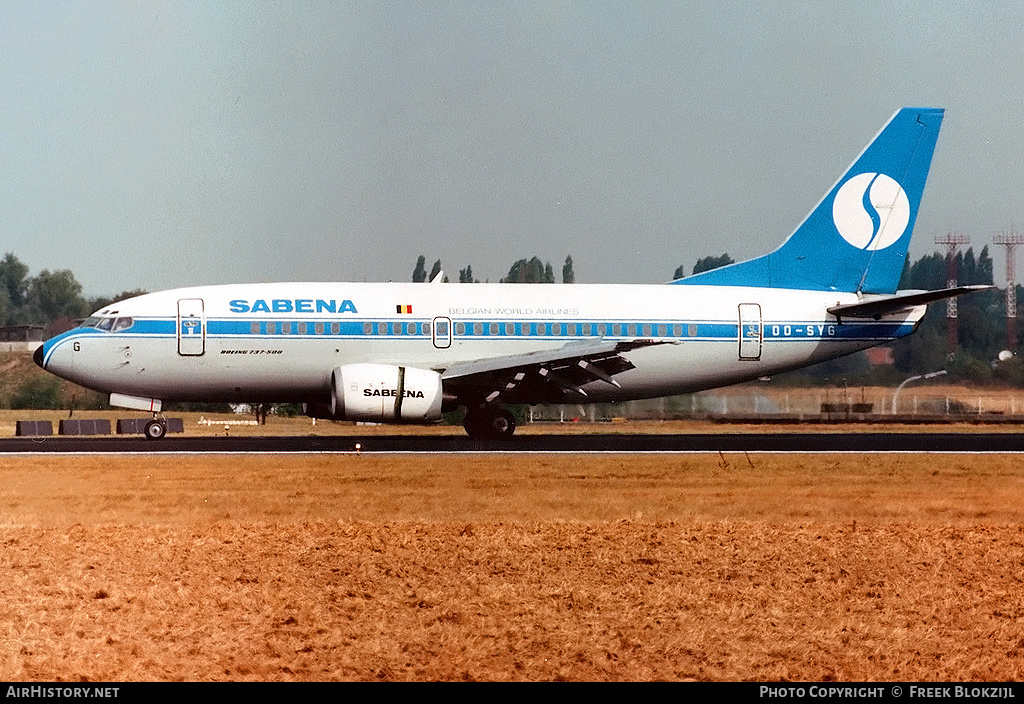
[438, 338, 667, 404]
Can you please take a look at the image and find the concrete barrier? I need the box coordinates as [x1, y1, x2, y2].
[58, 419, 112, 436]
[116, 418, 146, 434]
[16, 420, 53, 436]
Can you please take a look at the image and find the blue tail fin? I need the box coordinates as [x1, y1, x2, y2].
[675, 108, 944, 294]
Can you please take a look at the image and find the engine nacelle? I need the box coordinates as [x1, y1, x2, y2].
[307, 363, 443, 423]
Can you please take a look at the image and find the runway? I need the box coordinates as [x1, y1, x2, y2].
[1, 431, 1023, 453]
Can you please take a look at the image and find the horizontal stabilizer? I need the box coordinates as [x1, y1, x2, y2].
[827, 285, 991, 319]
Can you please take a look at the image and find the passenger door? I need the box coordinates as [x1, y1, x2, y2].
[738, 303, 761, 361]
[177, 298, 205, 356]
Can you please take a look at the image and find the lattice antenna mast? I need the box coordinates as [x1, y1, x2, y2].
[935, 232, 970, 355]
[994, 230, 1024, 350]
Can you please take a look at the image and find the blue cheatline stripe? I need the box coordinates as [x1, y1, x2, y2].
[58, 316, 914, 345]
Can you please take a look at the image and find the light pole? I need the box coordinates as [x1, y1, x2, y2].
[892, 370, 948, 415]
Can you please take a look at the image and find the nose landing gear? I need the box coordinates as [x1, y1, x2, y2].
[144, 418, 167, 440]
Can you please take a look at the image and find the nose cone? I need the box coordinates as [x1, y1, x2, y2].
[33, 343, 44, 368]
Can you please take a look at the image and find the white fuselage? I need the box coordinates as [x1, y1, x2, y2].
[39, 281, 923, 407]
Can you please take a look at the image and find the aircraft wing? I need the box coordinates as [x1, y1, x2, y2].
[828, 285, 991, 320]
[436, 338, 669, 404]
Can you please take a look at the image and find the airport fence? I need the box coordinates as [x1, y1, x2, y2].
[525, 385, 1024, 423]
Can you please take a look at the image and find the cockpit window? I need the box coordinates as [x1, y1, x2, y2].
[78, 315, 133, 332]
[81, 317, 111, 330]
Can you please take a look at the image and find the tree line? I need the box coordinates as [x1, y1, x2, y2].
[411, 254, 576, 284]
[0, 253, 145, 334]
[889, 245, 1023, 384]
[2, 244, 1021, 388]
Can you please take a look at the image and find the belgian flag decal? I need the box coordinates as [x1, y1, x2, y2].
[396, 304, 413, 314]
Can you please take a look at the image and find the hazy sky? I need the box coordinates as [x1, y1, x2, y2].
[3, 1, 1024, 295]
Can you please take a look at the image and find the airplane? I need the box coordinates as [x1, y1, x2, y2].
[35, 107, 984, 440]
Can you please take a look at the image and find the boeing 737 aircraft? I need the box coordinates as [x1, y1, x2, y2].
[36, 107, 982, 439]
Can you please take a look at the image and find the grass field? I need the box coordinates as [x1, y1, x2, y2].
[1, 450, 1023, 681]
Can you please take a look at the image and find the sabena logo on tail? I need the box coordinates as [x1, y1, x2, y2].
[832, 173, 910, 251]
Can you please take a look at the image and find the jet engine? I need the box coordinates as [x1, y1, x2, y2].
[304, 363, 443, 423]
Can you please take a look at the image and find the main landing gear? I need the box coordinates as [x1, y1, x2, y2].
[462, 406, 516, 440]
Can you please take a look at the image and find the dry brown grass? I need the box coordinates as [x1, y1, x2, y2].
[1, 452, 1023, 681]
